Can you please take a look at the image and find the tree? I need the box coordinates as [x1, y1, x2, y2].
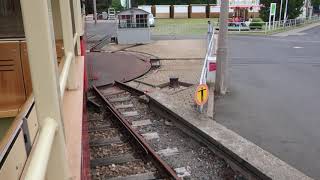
[260, 0, 304, 22]
[311, 0, 320, 6]
[111, 0, 124, 11]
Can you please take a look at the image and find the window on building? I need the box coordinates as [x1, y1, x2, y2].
[136, 14, 148, 28]
[119, 15, 133, 28]
[0, 0, 24, 38]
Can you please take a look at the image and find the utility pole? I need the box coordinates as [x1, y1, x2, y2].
[284, 0, 289, 24]
[279, 0, 284, 21]
[215, 0, 229, 95]
[93, 0, 97, 24]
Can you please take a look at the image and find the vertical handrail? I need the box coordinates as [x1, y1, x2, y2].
[25, 118, 58, 180]
[59, 52, 74, 98]
[21, 0, 82, 178]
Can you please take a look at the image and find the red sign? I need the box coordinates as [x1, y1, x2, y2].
[209, 62, 216, 72]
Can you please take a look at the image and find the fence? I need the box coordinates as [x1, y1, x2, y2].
[152, 23, 208, 36]
[151, 16, 320, 36]
[265, 16, 320, 32]
[220, 16, 320, 34]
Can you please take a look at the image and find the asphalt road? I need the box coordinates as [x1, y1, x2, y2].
[215, 26, 320, 179]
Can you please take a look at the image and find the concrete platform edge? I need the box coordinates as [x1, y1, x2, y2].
[147, 91, 313, 180]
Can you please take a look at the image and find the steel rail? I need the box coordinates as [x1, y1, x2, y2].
[114, 81, 145, 96]
[112, 82, 259, 178]
[92, 85, 179, 180]
[89, 34, 112, 52]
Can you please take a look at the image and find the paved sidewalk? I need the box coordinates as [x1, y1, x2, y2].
[122, 39, 206, 87]
[137, 60, 202, 87]
[273, 22, 320, 37]
[126, 39, 206, 59]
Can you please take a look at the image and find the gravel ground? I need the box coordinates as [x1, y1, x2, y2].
[88, 93, 163, 180]
[120, 52, 245, 179]
[89, 128, 120, 141]
[89, 83, 243, 179]
[91, 161, 156, 179]
[91, 143, 133, 159]
[129, 95, 242, 179]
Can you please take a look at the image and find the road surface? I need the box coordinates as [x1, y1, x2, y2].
[216, 26, 320, 179]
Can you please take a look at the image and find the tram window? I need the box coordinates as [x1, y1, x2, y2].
[0, 0, 24, 38]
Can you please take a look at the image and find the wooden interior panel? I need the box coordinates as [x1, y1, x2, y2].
[20, 42, 32, 97]
[56, 39, 65, 64]
[0, 42, 26, 117]
[20, 40, 64, 97]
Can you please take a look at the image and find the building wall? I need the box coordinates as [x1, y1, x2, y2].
[138, 5, 152, 14]
[138, 4, 261, 19]
[191, 5, 206, 18]
[117, 28, 151, 44]
[174, 5, 188, 19]
[155, 5, 170, 19]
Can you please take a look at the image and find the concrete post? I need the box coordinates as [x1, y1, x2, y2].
[206, 83, 215, 119]
[215, 0, 229, 95]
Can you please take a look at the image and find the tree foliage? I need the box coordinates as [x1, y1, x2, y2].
[111, 0, 124, 11]
[260, 0, 304, 22]
[311, 0, 320, 6]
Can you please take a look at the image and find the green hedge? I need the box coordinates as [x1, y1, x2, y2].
[249, 18, 264, 30]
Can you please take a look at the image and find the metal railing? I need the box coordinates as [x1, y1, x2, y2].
[59, 52, 74, 98]
[197, 22, 216, 113]
[25, 118, 58, 180]
[199, 23, 215, 85]
[265, 15, 320, 32]
[152, 16, 320, 36]
[21, 0, 83, 179]
[215, 16, 320, 34]
[118, 19, 150, 29]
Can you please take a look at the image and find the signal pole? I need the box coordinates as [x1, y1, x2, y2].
[279, 0, 284, 21]
[284, 0, 289, 24]
[93, 0, 97, 24]
[215, 0, 229, 95]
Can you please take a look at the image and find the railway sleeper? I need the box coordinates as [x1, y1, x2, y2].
[89, 136, 125, 147]
[90, 153, 140, 167]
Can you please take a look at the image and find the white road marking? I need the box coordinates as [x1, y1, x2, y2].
[293, 46, 304, 49]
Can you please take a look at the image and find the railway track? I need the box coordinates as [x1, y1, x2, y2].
[88, 82, 241, 179]
[88, 87, 178, 179]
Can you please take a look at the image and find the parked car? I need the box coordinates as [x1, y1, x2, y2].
[148, 14, 155, 27]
